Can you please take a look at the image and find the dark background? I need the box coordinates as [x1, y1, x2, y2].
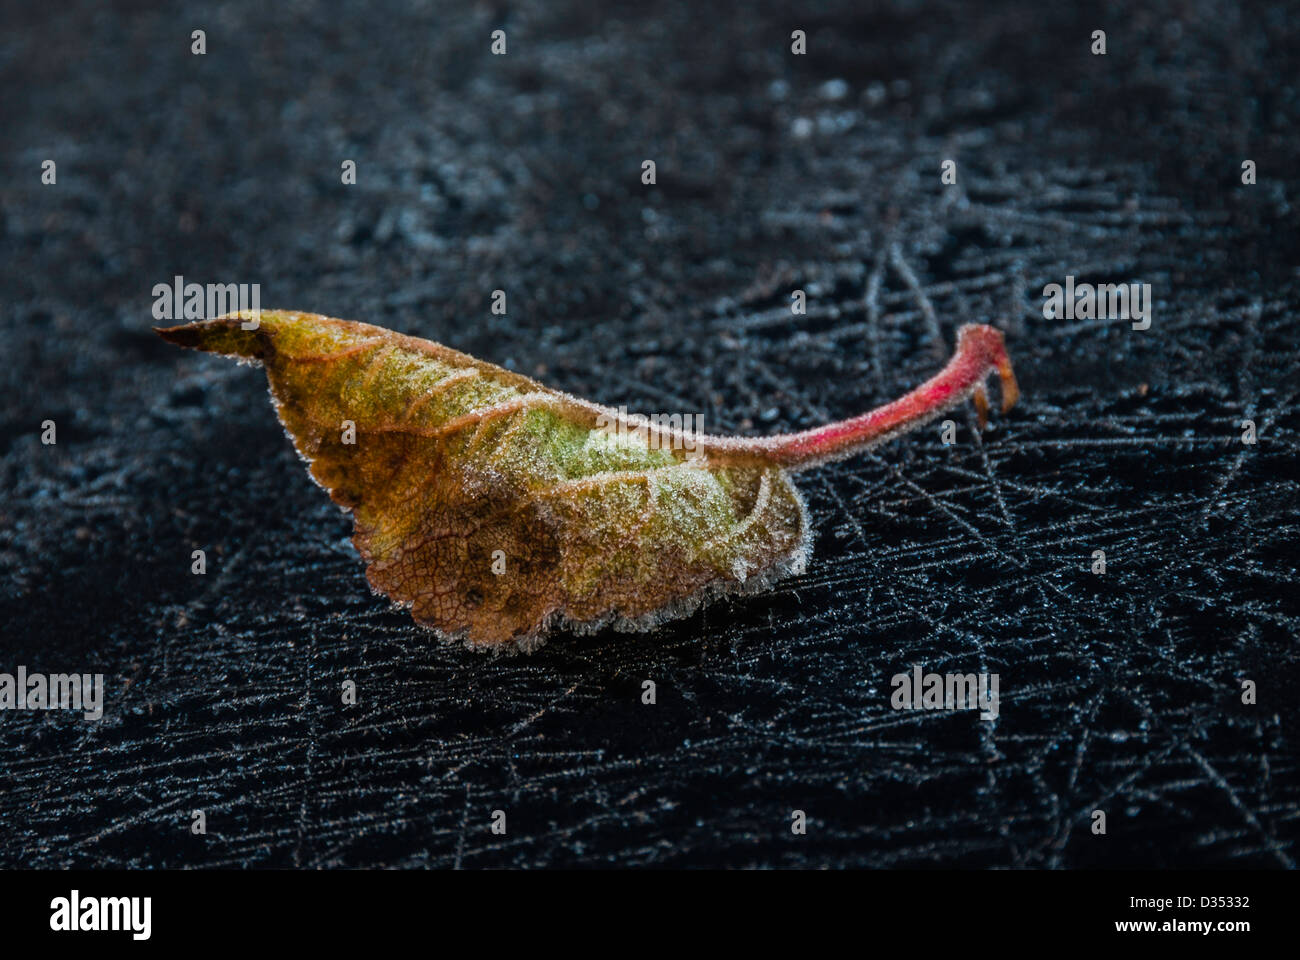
[2, 0, 1297, 868]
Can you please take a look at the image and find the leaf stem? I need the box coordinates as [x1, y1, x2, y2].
[704, 323, 1018, 471]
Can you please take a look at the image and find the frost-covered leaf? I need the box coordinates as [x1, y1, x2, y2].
[157, 311, 1015, 652]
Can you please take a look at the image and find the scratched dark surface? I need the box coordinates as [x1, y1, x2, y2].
[1, 0, 1297, 868]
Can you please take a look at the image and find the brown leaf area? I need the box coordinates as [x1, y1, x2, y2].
[158, 311, 811, 651]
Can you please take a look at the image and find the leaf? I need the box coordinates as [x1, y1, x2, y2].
[157, 311, 1016, 652]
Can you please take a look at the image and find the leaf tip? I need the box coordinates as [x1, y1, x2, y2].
[154, 315, 267, 360]
[153, 322, 201, 347]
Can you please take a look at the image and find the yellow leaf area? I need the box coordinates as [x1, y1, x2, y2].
[158, 311, 810, 651]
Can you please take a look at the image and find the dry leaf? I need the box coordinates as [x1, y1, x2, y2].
[157, 311, 1017, 652]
